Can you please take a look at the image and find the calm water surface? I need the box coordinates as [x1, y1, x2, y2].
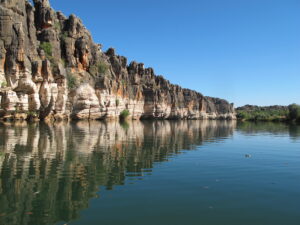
[0, 121, 299, 225]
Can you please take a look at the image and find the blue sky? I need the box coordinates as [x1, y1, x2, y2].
[48, 0, 300, 106]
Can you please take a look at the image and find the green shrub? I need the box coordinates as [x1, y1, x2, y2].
[237, 111, 250, 120]
[61, 32, 68, 41]
[61, 58, 66, 67]
[116, 99, 120, 107]
[89, 61, 109, 77]
[54, 22, 61, 31]
[236, 108, 288, 121]
[40, 42, 52, 58]
[1, 81, 7, 88]
[97, 62, 108, 74]
[26, 111, 39, 118]
[67, 73, 78, 89]
[120, 109, 130, 120]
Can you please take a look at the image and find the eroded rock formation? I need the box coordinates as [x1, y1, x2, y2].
[0, 0, 236, 120]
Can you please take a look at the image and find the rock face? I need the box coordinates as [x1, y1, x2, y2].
[0, 0, 236, 120]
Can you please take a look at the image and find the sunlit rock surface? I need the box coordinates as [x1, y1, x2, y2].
[0, 0, 235, 120]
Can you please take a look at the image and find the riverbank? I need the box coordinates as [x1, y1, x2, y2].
[0, 120, 299, 225]
[236, 104, 300, 123]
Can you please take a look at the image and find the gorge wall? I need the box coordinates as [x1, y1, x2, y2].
[0, 0, 236, 121]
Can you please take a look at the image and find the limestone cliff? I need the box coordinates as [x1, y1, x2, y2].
[0, 0, 236, 120]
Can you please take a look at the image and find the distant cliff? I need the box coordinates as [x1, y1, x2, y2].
[0, 0, 236, 121]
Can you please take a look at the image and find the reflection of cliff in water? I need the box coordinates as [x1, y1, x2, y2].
[236, 121, 300, 140]
[0, 120, 235, 225]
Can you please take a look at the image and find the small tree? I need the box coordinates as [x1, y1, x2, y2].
[40, 42, 52, 57]
[288, 104, 300, 121]
[1, 81, 7, 88]
[97, 62, 108, 74]
[120, 109, 130, 120]
[67, 73, 78, 89]
[88, 61, 108, 77]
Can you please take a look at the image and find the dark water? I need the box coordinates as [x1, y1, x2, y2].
[0, 120, 299, 225]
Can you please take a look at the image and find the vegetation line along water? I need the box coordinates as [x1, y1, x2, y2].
[236, 104, 300, 122]
[0, 120, 299, 225]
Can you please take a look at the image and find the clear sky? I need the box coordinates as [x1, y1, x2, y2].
[48, 0, 300, 106]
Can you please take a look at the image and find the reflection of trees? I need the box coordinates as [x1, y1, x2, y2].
[288, 124, 300, 140]
[0, 120, 235, 225]
[236, 121, 300, 139]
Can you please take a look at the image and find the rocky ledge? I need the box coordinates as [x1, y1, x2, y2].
[0, 0, 236, 121]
